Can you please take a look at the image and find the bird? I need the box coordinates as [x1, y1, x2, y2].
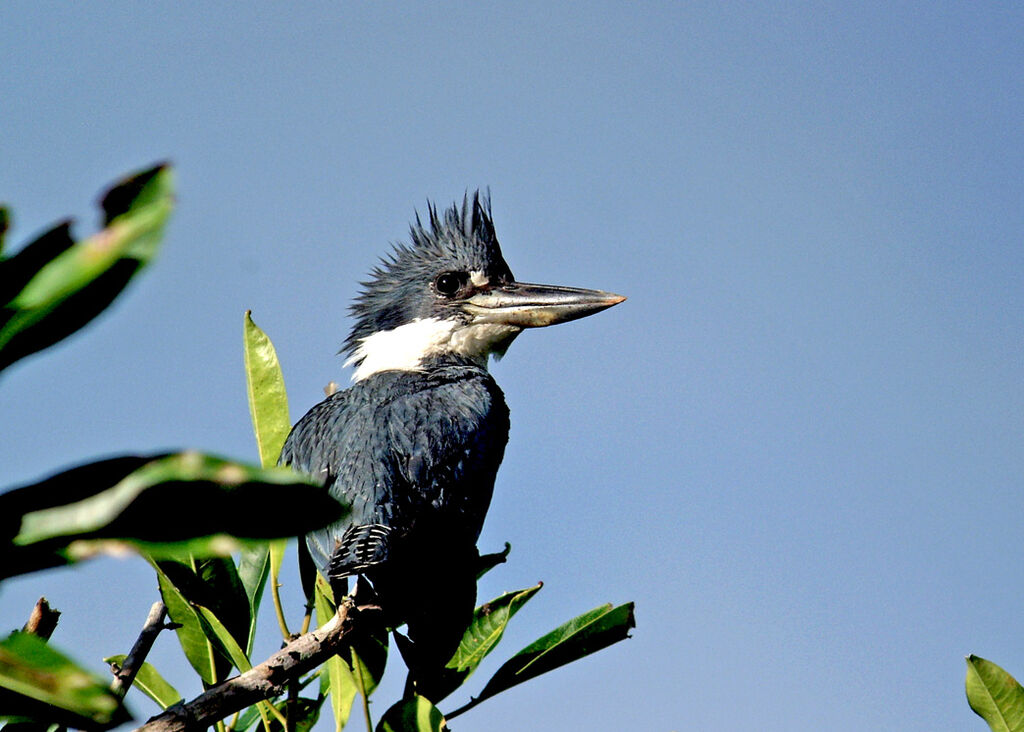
[278, 193, 624, 695]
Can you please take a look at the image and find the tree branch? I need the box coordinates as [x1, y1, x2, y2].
[22, 596, 61, 640]
[111, 601, 172, 698]
[136, 600, 380, 732]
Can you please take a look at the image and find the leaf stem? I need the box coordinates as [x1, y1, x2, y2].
[353, 649, 373, 732]
[272, 572, 291, 640]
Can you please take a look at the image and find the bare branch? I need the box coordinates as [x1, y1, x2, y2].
[111, 601, 171, 698]
[23, 596, 61, 640]
[135, 600, 380, 732]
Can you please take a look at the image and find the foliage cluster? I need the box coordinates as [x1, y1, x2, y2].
[0, 165, 635, 731]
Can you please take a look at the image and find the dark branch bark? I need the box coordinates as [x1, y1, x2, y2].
[135, 600, 380, 732]
[22, 596, 60, 640]
[111, 601, 170, 698]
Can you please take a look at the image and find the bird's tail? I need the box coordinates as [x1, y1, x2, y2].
[327, 523, 392, 578]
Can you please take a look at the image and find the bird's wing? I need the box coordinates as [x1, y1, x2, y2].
[279, 365, 509, 578]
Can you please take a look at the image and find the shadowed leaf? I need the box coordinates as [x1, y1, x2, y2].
[476, 542, 511, 579]
[966, 655, 1024, 732]
[153, 564, 220, 686]
[258, 698, 321, 732]
[0, 165, 173, 373]
[103, 656, 181, 710]
[0, 632, 129, 730]
[0, 205, 8, 255]
[0, 452, 346, 579]
[237, 543, 271, 655]
[376, 695, 445, 732]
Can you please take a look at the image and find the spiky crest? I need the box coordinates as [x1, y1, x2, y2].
[342, 192, 513, 361]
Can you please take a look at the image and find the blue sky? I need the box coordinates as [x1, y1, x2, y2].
[1, 3, 1022, 730]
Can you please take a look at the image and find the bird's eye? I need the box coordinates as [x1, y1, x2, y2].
[434, 272, 465, 297]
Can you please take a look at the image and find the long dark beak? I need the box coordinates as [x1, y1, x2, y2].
[463, 282, 626, 328]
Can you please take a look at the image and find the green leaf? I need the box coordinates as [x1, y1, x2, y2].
[0, 222, 74, 307]
[153, 564, 220, 685]
[447, 583, 541, 673]
[237, 543, 271, 655]
[966, 655, 1024, 732]
[192, 603, 279, 730]
[0, 165, 173, 373]
[152, 557, 252, 686]
[0, 632, 129, 730]
[471, 602, 635, 705]
[102, 656, 181, 710]
[314, 576, 358, 731]
[0, 452, 346, 579]
[257, 698, 322, 732]
[243, 312, 291, 468]
[195, 605, 251, 672]
[409, 583, 540, 704]
[376, 695, 446, 732]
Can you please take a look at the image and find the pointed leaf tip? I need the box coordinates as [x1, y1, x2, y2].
[966, 655, 1024, 732]
[243, 312, 291, 468]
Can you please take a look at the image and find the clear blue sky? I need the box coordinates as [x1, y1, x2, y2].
[2, 3, 1022, 730]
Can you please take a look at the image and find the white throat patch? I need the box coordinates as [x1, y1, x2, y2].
[346, 317, 520, 382]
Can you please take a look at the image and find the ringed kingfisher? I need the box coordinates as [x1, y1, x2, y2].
[279, 193, 624, 691]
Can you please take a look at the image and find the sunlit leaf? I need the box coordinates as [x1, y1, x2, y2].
[0, 632, 129, 730]
[314, 576, 358, 731]
[153, 564, 220, 686]
[103, 656, 181, 710]
[243, 311, 291, 469]
[404, 583, 540, 704]
[237, 543, 271, 655]
[471, 602, 635, 705]
[376, 695, 445, 732]
[0, 165, 173, 373]
[447, 584, 541, 673]
[966, 655, 1024, 732]
[195, 605, 251, 672]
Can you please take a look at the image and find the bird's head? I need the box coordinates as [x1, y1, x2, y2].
[343, 193, 625, 381]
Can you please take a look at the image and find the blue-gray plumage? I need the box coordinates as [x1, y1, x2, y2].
[279, 194, 623, 692]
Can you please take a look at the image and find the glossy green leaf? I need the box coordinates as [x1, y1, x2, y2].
[447, 583, 541, 674]
[196, 605, 251, 672]
[243, 311, 291, 469]
[470, 602, 635, 706]
[0, 165, 173, 373]
[103, 656, 181, 710]
[237, 543, 271, 655]
[376, 695, 445, 732]
[192, 605, 278, 730]
[966, 655, 1024, 732]
[154, 564, 220, 685]
[257, 698, 321, 732]
[152, 557, 252, 686]
[0, 452, 345, 579]
[314, 575, 358, 731]
[0, 632, 128, 729]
